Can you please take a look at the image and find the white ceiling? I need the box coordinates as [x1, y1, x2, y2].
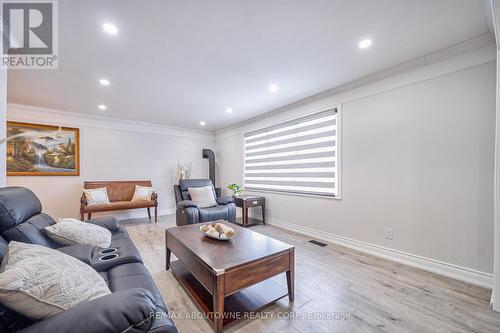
[7, 0, 491, 131]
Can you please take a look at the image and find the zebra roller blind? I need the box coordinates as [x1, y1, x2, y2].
[244, 108, 339, 197]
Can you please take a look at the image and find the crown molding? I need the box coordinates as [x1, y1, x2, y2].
[216, 33, 496, 140]
[7, 103, 215, 140]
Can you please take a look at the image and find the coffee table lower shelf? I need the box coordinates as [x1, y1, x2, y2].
[169, 260, 288, 329]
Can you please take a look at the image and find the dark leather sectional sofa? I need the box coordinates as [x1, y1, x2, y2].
[0, 187, 178, 333]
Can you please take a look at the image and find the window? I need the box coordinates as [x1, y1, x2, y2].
[244, 107, 339, 197]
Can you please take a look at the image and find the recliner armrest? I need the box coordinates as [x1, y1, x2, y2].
[216, 196, 235, 205]
[176, 200, 198, 209]
[176, 206, 199, 226]
[87, 216, 120, 232]
[18, 288, 156, 333]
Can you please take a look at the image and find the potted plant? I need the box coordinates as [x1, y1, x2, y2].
[227, 183, 242, 197]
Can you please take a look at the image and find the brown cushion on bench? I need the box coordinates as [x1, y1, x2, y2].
[83, 200, 156, 212]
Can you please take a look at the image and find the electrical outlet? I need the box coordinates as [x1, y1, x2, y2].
[384, 228, 393, 240]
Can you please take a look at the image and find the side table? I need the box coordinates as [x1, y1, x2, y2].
[233, 195, 265, 227]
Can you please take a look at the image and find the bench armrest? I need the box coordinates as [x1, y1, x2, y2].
[80, 193, 87, 207]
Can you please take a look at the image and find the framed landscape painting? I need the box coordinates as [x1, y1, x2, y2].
[7, 122, 80, 176]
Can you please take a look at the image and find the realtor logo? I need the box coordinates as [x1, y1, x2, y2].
[1, 0, 58, 69]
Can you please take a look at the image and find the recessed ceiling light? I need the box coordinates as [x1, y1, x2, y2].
[98, 104, 107, 110]
[358, 39, 372, 49]
[102, 23, 118, 35]
[200, 121, 206, 126]
[99, 78, 110, 86]
[269, 84, 279, 92]
[226, 108, 233, 114]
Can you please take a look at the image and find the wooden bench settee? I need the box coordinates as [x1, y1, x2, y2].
[81, 180, 158, 222]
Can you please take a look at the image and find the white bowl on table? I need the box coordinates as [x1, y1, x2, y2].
[199, 223, 235, 241]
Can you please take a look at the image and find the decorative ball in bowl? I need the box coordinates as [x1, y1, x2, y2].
[200, 222, 235, 241]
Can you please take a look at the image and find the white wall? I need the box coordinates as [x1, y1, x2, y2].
[7, 105, 215, 220]
[216, 46, 497, 287]
[0, 69, 6, 187]
[493, 48, 500, 311]
[491, 0, 500, 312]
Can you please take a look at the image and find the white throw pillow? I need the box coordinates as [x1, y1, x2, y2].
[45, 219, 112, 248]
[131, 185, 154, 202]
[0, 241, 111, 319]
[83, 187, 110, 206]
[188, 186, 217, 208]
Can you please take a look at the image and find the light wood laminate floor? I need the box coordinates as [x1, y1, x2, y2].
[122, 216, 500, 333]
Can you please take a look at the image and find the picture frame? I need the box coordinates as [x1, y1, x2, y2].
[7, 121, 80, 176]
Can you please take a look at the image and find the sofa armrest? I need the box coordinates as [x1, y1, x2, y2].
[176, 200, 198, 209]
[18, 289, 156, 333]
[56, 244, 93, 265]
[87, 216, 120, 232]
[216, 196, 234, 205]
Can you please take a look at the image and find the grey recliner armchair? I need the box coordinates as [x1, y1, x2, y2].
[174, 179, 236, 226]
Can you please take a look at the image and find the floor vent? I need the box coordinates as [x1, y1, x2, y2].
[308, 240, 327, 247]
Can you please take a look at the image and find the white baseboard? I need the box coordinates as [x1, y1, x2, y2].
[266, 217, 494, 289]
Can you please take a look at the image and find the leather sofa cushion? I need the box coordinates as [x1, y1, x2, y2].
[199, 205, 229, 222]
[88, 216, 121, 232]
[0, 187, 42, 233]
[111, 228, 131, 240]
[56, 244, 93, 265]
[149, 297, 176, 333]
[104, 263, 177, 333]
[83, 200, 156, 212]
[106, 263, 157, 292]
[2, 213, 60, 248]
[0, 303, 33, 333]
[105, 263, 166, 316]
[0, 235, 7, 261]
[16, 289, 157, 333]
[98, 271, 108, 284]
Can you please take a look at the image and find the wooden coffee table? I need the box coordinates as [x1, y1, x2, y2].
[165, 221, 295, 333]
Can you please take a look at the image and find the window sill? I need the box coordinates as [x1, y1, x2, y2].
[244, 189, 342, 200]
